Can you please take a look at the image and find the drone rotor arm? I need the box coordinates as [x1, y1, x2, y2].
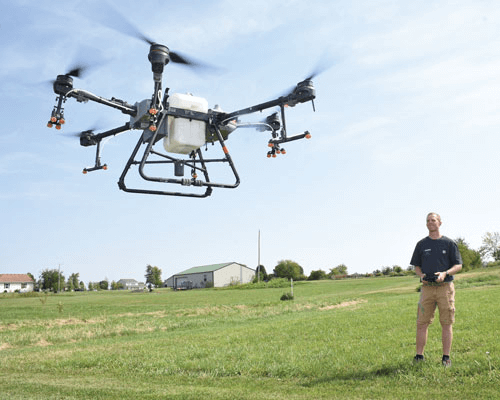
[65, 89, 136, 116]
[223, 79, 316, 121]
[234, 122, 274, 132]
[91, 122, 132, 142]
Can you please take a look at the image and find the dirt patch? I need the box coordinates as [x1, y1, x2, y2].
[35, 338, 52, 347]
[116, 310, 167, 318]
[319, 299, 367, 310]
[0, 343, 13, 351]
[0, 323, 18, 331]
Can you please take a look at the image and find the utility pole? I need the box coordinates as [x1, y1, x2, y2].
[258, 230, 261, 282]
[58, 264, 61, 293]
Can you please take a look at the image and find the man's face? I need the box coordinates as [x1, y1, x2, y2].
[426, 214, 441, 232]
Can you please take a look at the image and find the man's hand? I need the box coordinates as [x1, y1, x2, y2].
[435, 271, 447, 283]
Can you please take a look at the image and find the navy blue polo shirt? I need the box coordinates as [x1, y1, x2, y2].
[410, 236, 462, 282]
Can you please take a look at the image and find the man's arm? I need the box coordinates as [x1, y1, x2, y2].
[436, 264, 462, 283]
[415, 266, 424, 280]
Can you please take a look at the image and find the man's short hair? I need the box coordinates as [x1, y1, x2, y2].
[427, 212, 441, 223]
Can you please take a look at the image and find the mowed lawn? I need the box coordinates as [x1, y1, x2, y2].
[1, 269, 499, 399]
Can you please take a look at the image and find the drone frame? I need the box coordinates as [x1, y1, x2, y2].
[48, 43, 316, 197]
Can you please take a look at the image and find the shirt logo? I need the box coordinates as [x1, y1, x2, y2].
[443, 250, 447, 254]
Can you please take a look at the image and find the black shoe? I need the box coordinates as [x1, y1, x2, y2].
[413, 355, 424, 363]
[442, 356, 451, 367]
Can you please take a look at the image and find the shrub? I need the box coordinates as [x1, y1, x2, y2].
[204, 281, 214, 289]
[280, 292, 294, 301]
[308, 270, 327, 280]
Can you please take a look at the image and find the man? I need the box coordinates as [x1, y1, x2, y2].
[410, 212, 462, 367]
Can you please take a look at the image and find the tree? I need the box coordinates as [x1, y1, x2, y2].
[273, 260, 306, 280]
[145, 265, 162, 287]
[254, 265, 268, 282]
[40, 269, 65, 292]
[382, 266, 392, 276]
[392, 265, 403, 274]
[456, 238, 482, 271]
[67, 273, 80, 291]
[99, 280, 109, 290]
[26, 272, 38, 290]
[480, 232, 500, 262]
[308, 269, 327, 280]
[110, 281, 124, 290]
[329, 264, 348, 277]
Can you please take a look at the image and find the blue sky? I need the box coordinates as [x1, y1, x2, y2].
[1, 0, 499, 284]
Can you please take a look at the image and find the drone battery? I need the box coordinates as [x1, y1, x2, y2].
[164, 93, 208, 154]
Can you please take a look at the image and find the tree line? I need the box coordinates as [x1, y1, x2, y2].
[254, 260, 349, 282]
[31, 264, 163, 292]
[259, 232, 500, 282]
[27, 232, 500, 291]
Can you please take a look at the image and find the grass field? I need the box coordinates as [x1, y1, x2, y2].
[1, 268, 499, 399]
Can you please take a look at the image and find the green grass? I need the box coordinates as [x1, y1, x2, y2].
[1, 269, 499, 399]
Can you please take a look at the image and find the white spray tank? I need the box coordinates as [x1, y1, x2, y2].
[163, 93, 208, 154]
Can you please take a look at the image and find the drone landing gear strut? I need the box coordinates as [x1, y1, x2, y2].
[82, 140, 107, 174]
[79, 123, 131, 174]
[117, 126, 240, 197]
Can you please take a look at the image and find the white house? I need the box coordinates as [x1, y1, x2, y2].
[117, 279, 146, 290]
[165, 262, 255, 289]
[0, 274, 35, 293]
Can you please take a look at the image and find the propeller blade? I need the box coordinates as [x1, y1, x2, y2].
[47, 65, 88, 87]
[170, 50, 221, 73]
[280, 57, 334, 98]
[91, 2, 155, 45]
[170, 51, 194, 66]
[304, 61, 331, 81]
[65, 64, 88, 78]
[62, 125, 100, 138]
[43, 45, 107, 87]
[89, 2, 221, 73]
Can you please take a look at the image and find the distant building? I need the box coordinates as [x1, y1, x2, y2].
[117, 279, 146, 291]
[165, 262, 255, 289]
[0, 274, 35, 293]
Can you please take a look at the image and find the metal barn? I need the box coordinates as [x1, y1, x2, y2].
[165, 262, 255, 289]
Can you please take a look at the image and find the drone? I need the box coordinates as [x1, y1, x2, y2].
[47, 13, 321, 198]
